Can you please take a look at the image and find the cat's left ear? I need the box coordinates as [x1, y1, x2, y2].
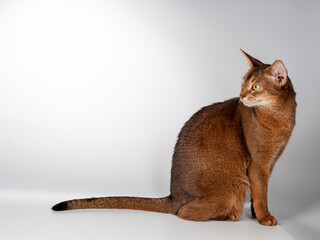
[263, 60, 288, 87]
[240, 49, 264, 68]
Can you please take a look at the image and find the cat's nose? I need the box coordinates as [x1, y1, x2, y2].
[240, 93, 246, 99]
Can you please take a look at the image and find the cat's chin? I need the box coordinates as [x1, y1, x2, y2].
[240, 99, 265, 107]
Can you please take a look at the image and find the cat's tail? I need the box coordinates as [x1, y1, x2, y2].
[52, 195, 178, 214]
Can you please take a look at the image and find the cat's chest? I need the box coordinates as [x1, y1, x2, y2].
[243, 106, 294, 139]
[243, 114, 291, 145]
[242, 109, 293, 164]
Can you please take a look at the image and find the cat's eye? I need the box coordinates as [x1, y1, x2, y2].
[252, 84, 261, 91]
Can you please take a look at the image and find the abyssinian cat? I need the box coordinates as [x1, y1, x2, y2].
[52, 50, 296, 226]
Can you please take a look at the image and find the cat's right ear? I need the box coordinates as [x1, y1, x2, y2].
[240, 49, 264, 68]
[263, 60, 288, 87]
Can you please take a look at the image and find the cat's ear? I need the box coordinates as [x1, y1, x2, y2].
[240, 49, 264, 68]
[263, 60, 288, 87]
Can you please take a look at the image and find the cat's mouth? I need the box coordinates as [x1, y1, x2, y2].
[240, 98, 264, 107]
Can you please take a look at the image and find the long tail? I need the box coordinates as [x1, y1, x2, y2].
[52, 195, 178, 214]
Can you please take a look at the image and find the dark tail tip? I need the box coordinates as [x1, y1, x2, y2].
[52, 201, 68, 211]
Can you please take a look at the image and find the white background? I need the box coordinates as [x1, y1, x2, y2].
[0, 0, 319, 239]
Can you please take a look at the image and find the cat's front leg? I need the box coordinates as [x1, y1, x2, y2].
[248, 163, 277, 226]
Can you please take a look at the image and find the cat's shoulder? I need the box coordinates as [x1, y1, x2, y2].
[188, 97, 240, 123]
[198, 97, 240, 115]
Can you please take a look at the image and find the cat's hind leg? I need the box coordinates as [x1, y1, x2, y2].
[177, 191, 246, 222]
[177, 196, 236, 221]
[224, 193, 246, 221]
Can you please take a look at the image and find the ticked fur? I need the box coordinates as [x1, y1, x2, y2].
[52, 50, 296, 226]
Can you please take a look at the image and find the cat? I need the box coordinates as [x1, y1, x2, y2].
[52, 50, 296, 226]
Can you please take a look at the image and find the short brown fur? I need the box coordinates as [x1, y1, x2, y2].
[52, 50, 296, 226]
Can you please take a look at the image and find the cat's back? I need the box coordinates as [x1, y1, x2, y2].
[172, 97, 247, 169]
[171, 97, 249, 199]
[175, 97, 241, 145]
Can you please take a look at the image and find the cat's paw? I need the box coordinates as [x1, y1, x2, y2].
[258, 215, 277, 226]
[227, 213, 239, 222]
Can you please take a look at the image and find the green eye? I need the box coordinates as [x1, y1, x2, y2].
[252, 84, 261, 91]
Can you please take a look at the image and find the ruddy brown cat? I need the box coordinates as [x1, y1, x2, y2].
[52, 50, 296, 226]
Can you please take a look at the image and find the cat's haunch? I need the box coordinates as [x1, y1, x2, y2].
[52, 50, 296, 226]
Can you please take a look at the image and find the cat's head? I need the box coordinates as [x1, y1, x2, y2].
[239, 49, 289, 108]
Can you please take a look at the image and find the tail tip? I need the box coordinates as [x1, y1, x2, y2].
[52, 201, 68, 211]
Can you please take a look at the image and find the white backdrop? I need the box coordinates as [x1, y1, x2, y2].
[0, 1, 320, 239]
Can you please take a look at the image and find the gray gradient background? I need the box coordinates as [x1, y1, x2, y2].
[0, 0, 319, 239]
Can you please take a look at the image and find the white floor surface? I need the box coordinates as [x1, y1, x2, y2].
[1, 190, 319, 240]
